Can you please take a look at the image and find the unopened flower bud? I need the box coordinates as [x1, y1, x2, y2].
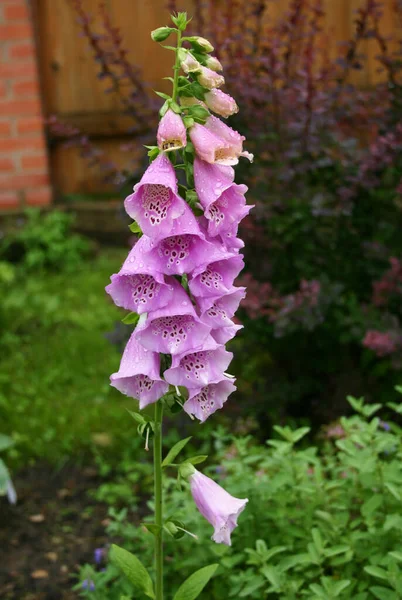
[197, 66, 225, 90]
[204, 89, 238, 118]
[191, 36, 214, 53]
[206, 56, 223, 72]
[151, 27, 174, 42]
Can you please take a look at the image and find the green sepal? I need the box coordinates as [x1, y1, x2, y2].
[159, 100, 169, 117]
[184, 455, 208, 466]
[171, 12, 189, 32]
[126, 410, 147, 426]
[143, 522, 161, 536]
[128, 221, 142, 234]
[179, 462, 196, 480]
[148, 147, 160, 162]
[109, 544, 155, 599]
[173, 564, 219, 600]
[186, 104, 210, 123]
[162, 436, 192, 467]
[183, 116, 195, 129]
[185, 190, 199, 207]
[161, 45, 177, 51]
[121, 312, 140, 326]
[154, 91, 171, 100]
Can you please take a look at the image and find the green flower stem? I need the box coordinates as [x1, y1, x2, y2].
[172, 28, 182, 104]
[154, 399, 164, 600]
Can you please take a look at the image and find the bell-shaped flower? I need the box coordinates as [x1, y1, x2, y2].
[204, 89, 238, 118]
[196, 66, 225, 89]
[110, 333, 168, 409]
[204, 115, 254, 163]
[135, 279, 210, 355]
[164, 337, 233, 388]
[157, 109, 187, 152]
[194, 157, 251, 236]
[189, 123, 236, 166]
[124, 153, 187, 240]
[211, 321, 243, 344]
[218, 222, 245, 251]
[189, 254, 244, 299]
[183, 378, 236, 422]
[198, 287, 246, 328]
[180, 52, 201, 74]
[189, 469, 248, 545]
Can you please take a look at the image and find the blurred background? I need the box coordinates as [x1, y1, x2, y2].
[1, 1, 402, 599]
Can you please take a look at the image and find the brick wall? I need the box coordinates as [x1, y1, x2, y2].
[0, 0, 52, 212]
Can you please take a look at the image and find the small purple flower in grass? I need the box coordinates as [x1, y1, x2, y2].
[94, 547, 104, 565]
[82, 580, 96, 591]
[189, 254, 244, 299]
[380, 421, 391, 431]
[190, 469, 247, 545]
[197, 287, 246, 328]
[136, 279, 211, 355]
[184, 378, 236, 422]
[124, 153, 187, 240]
[110, 332, 168, 408]
[194, 157, 251, 236]
[164, 336, 233, 388]
[157, 109, 187, 152]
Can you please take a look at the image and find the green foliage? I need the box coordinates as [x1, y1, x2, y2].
[0, 208, 90, 272]
[110, 545, 155, 598]
[78, 392, 402, 599]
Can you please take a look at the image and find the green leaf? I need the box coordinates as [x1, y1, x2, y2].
[388, 551, 402, 562]
[127, 410, 147, 425]
[385, 482, 401, 500]
[143, 522, 161, 536]
[291, 426, 311, 442]
[122, 312, 140, 326]
[0, 434, 14, 452]
[173, 564, 218, 600]
[129, 221, 142, 234]
[312, 528, 323, 554]
[109, 544, 155, 599]
[370, 586, 398, 600]
[324, 545, 351, 557]
[185, 455, 208, 465]
[260, 565, 282, 589]
[364, 565, 389, 580]
[162, 437, 192, 467]
[361, 494, 382, 518]
[332, 580, 351, 596]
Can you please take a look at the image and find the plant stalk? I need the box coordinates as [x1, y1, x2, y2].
[172, 28, 182, 103]
[154, 399, 164, 600]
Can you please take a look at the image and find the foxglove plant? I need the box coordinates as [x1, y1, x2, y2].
[106, 13, 251, 600]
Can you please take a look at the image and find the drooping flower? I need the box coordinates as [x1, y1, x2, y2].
[205, 56, 223, 71]
[189, 254, 244, 299]
[211, 322, 243, 344]
[196, 66, 225, 89]
[189, 123, 236, 166]
[110, 332, 168, 408]
[157, 109, 187, 152]
[197, 287, 246, 328]
[184, 378, 236, 422]
[204, 115, 254, 163]
[136, 279, 210, 355]
[164, 337, 233, 388]
[204, 89, 238, 118]
[105, 246, 174, 314]
[194, 157, 251, 236]
[180, 52, 201, 74]
[124, 153, 187, 239]
[189, 469, 248, 545]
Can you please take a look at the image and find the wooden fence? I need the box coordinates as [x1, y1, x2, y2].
[33, 0, 398, 197]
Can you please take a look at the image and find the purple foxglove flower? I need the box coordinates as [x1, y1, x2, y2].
[105, 246, 174, 314]
[204, 115, 254, 163]
[157, 109, 187, 152]
[204, 89, 238, 118]
[190, 469, 248, 545]
[211, 321, 243, 344]
[110, 332, 168, 408]
[218, 222, 245, 251]
[189, 254, 244, 299]
[189, 123, 237, 166]
[164, 337, 233, 388]
[136, 279, 210, 355]
[181, 52, 201, 74]
[184, 378, 236, 422]
[198, 287, 246, 328]
[194, 157, 251, 236]
[196, 66, 225, 89]
[124, 153, 187, 240]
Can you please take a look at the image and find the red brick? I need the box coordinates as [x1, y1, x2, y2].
[21, 153, 48, 170]
[16, 116, 44, 136]
[0, 172, 49, 191]
[0, 190, 20, 210]
[0, 61, 36, 79]
[12, 79, 38, 97]
[9, 42, 35, 60]
[0, 99, 41, 116]
[0, 121, 12, 136]
[0, 24, 33, 41]
[0, 157, 15, 172]
[0, 137, 44, 152]
[4, 4, 29, 21]
[25, 186, 53, 206]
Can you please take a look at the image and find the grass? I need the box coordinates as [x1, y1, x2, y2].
[0, 247, 145, 467]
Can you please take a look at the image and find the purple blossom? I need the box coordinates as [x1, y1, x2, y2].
[82, 579, 96, 591]
[190, 469, 248, 545]
[94, 547, 104, 564]
[157, 109, 187, 152]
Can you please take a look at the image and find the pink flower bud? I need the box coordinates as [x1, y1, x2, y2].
[204, 89, 238, 118]
[197, 66, 225, 90]
[181, 52, 201, 74]
[157, 109, 187, 152]
[190, 469, 248, 545]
